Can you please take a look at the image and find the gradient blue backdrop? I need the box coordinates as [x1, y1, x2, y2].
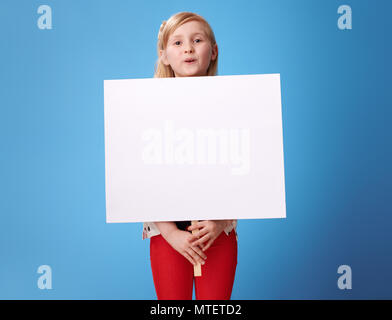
[1, 0, 391, 299]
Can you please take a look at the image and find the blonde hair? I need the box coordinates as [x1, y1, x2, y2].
[154, 12, 218, 78]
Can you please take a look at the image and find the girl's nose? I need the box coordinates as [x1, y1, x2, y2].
[184, 43, 194, 53]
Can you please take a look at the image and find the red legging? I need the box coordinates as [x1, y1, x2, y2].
[150, 230, 238, 300]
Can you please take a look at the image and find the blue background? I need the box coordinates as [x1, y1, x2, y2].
[1, 0, 391, 299]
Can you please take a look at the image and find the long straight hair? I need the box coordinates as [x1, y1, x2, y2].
[154, 12, 218, 78]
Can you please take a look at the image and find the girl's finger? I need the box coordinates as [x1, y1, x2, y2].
[202, 238, 215, 252]
[190, 228, 209, 241]
[192, 234, 210, 247]
[187, 248, 205, 265]
[187, 234, 197, 242]
[188, 220, 208, 231]
[183, 251, 196, 266]
[187, 234, 199, 244]
[187, 223, 202, 231]
[190, 244, 207, 260]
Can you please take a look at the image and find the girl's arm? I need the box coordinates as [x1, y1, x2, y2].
[154, 221, 178, 238]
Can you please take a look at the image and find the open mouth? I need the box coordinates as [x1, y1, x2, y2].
[185, 59, 196, 64]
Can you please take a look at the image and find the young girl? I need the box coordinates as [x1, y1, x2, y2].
[142, 12, 238, 300]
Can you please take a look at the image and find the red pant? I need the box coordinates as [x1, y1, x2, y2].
[150, 230, 238, 300]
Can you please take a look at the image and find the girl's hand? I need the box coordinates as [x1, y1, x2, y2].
[164, 229, 207, 266]
[187, 220, 230, 252]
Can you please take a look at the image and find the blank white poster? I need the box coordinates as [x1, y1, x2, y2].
[104, 74, 286, 223]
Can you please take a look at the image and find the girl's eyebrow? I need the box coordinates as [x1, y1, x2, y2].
[170, 32, 206, 40]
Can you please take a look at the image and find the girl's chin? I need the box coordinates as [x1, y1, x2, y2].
[175, 69, 204, 77]
[175, 72, 202, 77]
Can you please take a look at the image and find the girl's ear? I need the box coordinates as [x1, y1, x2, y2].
[211, 43, 218, 61]
[160, 49, 169, 66]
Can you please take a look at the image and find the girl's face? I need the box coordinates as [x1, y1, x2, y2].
[160, 20, 218, 77]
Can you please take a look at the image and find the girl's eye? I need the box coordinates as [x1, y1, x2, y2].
[173, 39, 201, 45]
